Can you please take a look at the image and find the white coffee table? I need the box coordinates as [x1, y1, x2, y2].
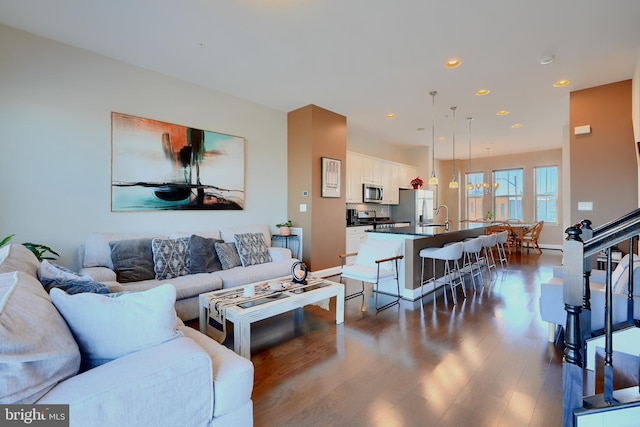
[199, 278, 344, 358]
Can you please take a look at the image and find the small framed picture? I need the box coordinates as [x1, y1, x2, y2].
[321, 157, 341, 198]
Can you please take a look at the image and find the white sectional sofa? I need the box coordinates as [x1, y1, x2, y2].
[539, 254, 640, 341]
[0, 243, 254, 427]
[77, 224, 299, 321]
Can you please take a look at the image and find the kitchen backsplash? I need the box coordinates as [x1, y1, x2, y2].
[346, 203, 390, 217]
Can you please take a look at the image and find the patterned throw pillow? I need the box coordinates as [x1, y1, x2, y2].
[151, 237, 190, 280]
[234, 233, 272, 267]
[214, 242, 242, 270]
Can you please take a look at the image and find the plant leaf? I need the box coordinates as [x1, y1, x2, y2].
[0, 234, 15, 247]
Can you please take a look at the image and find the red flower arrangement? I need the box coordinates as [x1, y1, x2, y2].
[410, 177, 424, 188]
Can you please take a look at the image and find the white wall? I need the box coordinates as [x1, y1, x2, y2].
[0, 25, 288, 269]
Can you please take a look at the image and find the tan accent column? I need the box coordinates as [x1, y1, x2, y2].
[288, 105, 347, 271]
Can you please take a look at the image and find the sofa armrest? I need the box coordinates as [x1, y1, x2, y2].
[178, 325, 254, 418]
[590, 269, 607, 284]
[79, 266, 116, 282]
[539, 278, 566, 326]
[38, 337, 213, 427]
[268, 247, 293, 262]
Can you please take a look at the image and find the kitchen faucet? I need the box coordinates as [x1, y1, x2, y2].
[434, 205, 450, 231]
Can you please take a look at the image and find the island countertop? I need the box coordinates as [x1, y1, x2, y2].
[366, 222, 486, 237]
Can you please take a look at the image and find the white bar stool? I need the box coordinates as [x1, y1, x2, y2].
[462, 237, 484, 291]
[495, 230, 510, 270]
[480, 233, 498, 278]
[419, 241, 465, 305]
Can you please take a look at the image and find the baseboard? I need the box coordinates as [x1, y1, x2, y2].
[311, 266, 341, 278]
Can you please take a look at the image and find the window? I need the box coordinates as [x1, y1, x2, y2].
[535, 166, 558, 223]
[465, 172, 484, 220]
[493, 169, 523, 221]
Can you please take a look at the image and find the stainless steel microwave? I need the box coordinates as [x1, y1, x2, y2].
[363, 183, 383, 203]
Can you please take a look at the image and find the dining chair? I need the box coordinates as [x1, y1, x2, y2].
[339, 240, 404, 312]
[522, 221, 544, 254]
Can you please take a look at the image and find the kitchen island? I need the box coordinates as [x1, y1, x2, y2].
[365, 223, 488, 300]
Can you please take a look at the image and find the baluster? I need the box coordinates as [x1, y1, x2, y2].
[581, 220, 593, 311]
[604, 248, 617, 404]
[562, 225, 584, 427]
[628, 236, 636, 324]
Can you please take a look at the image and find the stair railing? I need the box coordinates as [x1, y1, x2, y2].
[562, 210, 640, 427]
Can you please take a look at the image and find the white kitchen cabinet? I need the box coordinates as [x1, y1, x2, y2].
[361, 156, 381, 184]
[345, 151, 416, 205]
[382, 161, 400, 204]
[345, 225, 373, 264]
[346, 152, 363, 203]
[398, 164, 417, 189]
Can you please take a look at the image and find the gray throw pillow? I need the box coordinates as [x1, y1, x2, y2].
[234, 233, 271, 267]
[151, 237, 190, 280]
[109, 238, 155, 283]
[214, 242, 242, 270]
[188, 234, 223, 274]
[41, 277, 110, 295]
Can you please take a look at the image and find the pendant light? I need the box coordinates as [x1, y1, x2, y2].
[466, 117, 474, 191]
[449, 106, 459, 189]
[428, 91, 439, 185]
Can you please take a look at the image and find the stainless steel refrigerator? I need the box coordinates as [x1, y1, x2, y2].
[391, 189, 434, 225]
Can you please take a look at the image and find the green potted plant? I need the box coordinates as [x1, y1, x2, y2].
[275, 220, 292, 236]
[1, 234, 59, 261]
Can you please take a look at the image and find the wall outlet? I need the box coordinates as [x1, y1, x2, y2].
[578, 202, 593, 211]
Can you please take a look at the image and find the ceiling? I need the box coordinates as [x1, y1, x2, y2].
[2, 1, 640, 159]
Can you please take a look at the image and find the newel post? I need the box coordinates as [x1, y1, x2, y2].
[562, 225, 584, 427]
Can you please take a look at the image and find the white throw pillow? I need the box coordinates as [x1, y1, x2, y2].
[50, 284, 183, 371]
[38, 259, 92, 283]
[220, 224, 272, 247]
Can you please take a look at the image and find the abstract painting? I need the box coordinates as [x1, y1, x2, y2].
[111, 112, 245, 211]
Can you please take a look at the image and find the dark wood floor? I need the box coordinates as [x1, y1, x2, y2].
[205, 250, 566, 426]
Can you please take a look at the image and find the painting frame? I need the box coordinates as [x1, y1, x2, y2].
[111, 112, 245, 211]
[321, 157, 341, 198]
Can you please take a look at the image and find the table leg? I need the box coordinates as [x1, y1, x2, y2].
[198, 296, 207, 334]
[336, 288, 345, 324]
[235, 320, 252, 359]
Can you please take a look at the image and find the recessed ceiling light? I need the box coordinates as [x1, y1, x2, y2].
[386, 113, 396, 119]
[553, 79, 570, 87]
[445, 58, 461, 68]
[496, 110, 509, 116]
[540, 55, 555, 65]
[511, 123, 523, 129]
[476, 89, 490, 96]
[438, 136, 446, 141]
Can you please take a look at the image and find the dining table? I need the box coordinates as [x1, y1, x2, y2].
[468, 220, 534, 253]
